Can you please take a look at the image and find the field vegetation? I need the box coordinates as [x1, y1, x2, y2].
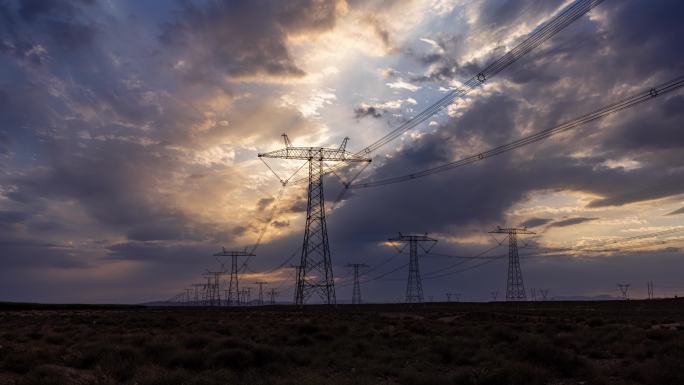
[1, 300, 683, 385]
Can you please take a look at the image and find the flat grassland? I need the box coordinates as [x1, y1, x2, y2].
[1, 300, 683, 385]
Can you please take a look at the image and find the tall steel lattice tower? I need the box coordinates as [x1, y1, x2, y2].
[388, 233, 437, 303]
[489, 226, 535, 301]
[259, 135, 371, 304]
[213, 248, 255, 306]
[347, 263, 368, 304]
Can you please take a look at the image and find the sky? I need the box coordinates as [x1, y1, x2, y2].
[1, 0, 683, 304]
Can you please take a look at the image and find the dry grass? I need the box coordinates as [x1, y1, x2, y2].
[0, 300, 683, 384]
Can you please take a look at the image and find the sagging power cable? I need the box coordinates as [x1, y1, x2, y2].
[349, 75, 684, 189]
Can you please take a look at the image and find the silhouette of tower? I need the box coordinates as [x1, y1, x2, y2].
[259, 135, 371, 304]
[240, 287, 251, 304]
[347, 263, 368, 304]
[213, 248, 255, 306]
[647, 281, 654, 300]
[539, 289, 549, 301]
[617, 283, 630, 300]
[254, 281, 268, 306]
[267, 288, 279, 305]
[202, 270, 224, 306]
[388, 233, 437, 303]
[489, 226, 535, 301]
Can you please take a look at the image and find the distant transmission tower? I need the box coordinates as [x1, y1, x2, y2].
[388, 233, 437, 303]
[489, 226, 535, 301]
[446, 292, 461, 302]
[254, 281, 268, 306]
[213, 248, 255, 306]
[240, 287, 251, 304]
[267, 288, 279, 305]
[647, 281, 654, 300]
[491, 291, 499, 301]
[539, 289, 549, 301]
[202, 270, 225, 306]
[191, 283, 203, 306]
[617, 283, 631, 300]
[347, 263, 368, 304]
[259, 135, 371, 305]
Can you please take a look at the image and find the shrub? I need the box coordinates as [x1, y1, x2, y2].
[183, 335, 211, 350]
[212, 348, 253, 370]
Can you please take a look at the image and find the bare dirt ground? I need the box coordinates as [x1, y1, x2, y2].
[1, 299, 683, 385]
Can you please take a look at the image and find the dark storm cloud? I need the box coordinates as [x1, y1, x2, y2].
[475, 0, 562, 30]
[160, 0, 339, 82]
[104, 241, 215, 263]
[333, 0, 684, 244]
[257, 197, 275, 211]
[354, 105, 383, 119]
[18, 0, 94, 22]
[520, 217, 552, 228]
[0, 0, 343, 299]
[548, 217, 599, 228]
[665, 207, 684, 216]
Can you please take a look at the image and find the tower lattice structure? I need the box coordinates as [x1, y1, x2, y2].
[259, 135, 371, 304]
[202, 270, 225, 306]
[347, 263, 368, 304]
[388, 233, 437, 303]
[254, 281, 267, 306]
[267, 288, 279, 305]
[489, 226, 535, 301]
[213, 248, 255, 306]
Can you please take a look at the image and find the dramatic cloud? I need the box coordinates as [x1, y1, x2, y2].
[161, 0, 340, 82]
[666, 207, 684, 216]
[1, 0, 683, 303]
[547, 217, 599, 228]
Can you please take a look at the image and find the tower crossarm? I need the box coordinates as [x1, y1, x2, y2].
[213, 247, 255, 257]
[388, 233, 438, 243]
[489, 227, 536, 235]
[258, 146, 371, 162]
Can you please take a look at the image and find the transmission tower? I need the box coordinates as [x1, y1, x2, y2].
[202, 270, 225, 306]
[388, 233, 437, 303]
[267, 288, 279, 305]
[347, 263, 368, 304]
[539, 289, 549, 301]
[446, 292, 461, 302]
[491, 291, 499, 301]
[617, 283, 630, 300]
[213, 248, 255, 306]
[489, 226, 535, 301]
[240, 287, 252, 304]
[259, 135, 371, 305]
[647, 281, 654, 300]
[530, 288, 537, 301]
[254, 281, 268, 306]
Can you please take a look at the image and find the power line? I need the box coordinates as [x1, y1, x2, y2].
[239, 0, 607, 291]
[288, 0, 605, 187]
[349, 75, 684, 189]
